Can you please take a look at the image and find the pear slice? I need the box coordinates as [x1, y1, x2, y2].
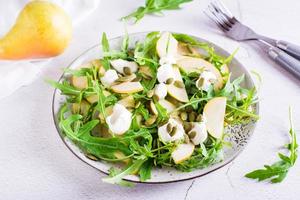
[114, 151, 130, 164]
[158, 99, 176, 113]
[172, 143, 195, 164]
[156, 32, 178, 58]
[111, 82, 143, 94]
[203, 97, 227, 139]
[177, 42, 200, 57]
[118, 96, 135, 108]
[86, 90, 111, 104]
[71, 76, 88, 90]
[71, 100, 90, 115]
[176, 56, 224, 90]
[166, 67, 189, 103]
[98, 106, 113, 123]
[150, 101, 158, 115]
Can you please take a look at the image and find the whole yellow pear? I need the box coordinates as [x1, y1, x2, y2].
[0, 0, 72, 60]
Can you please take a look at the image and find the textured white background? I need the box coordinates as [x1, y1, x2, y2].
[1, 0, 300, 199]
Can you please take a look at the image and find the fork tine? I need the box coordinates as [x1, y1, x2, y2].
[213, 0, 237, 24]
[214, 0, 234, 18]
[209, 3, 232, 28]
[207, 4, 232, 30]
[204, 8, 229, 31]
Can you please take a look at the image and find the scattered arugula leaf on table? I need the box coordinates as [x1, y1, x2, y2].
[245, 107, 298, 183]
[122, 0, 193, 23]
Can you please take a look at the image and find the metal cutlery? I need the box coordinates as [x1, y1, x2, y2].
[204, 0, 300, 79]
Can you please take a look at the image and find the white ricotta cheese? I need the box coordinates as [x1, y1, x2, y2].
[105, 103, 132, 135]
[100, 69, 118, 87]
[158, 118, 185, 143]
[154, 83, 168, 99]
[110, 59, 138, 74]
[196, 70, 217, 91]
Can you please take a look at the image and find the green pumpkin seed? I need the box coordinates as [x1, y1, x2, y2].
[116, 74, 136, 82]
[188, 131, 197, 139]
[169, 126, 177, 136]
[139, 66, 153, 79]
[184, 134, 190, 143]
[174, 80, 185, 88]
[189, 112, 196, 122]
[185, 106, 193, 113]
[132, 76, 142, 82]
[145, 115, 157, 126]
[153, 94, 159, 102]
[196, 114, 204, 122]
[167, 123, 173, 133]
[180, 112, 188, 121]
[183, 122, 192, 132]
[197, 77, 205, 88]
[123, 67, 132, 75]
[166, 78, 174, 85]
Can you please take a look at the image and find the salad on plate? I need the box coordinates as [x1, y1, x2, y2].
[49, 31, 258, 185]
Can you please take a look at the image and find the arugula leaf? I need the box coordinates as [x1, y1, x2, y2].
[47, 79, 81, 96]
[245, 107, 298, 183]
[94, 83, 108, 118]
[106, 168, 134, 187]
[139, 159, 153, 181]
[101, 32, 110, 53]
[173, 33, 211, 51]
[122, 31, 129, 52]
[102, 158, 147, 186]
[123, 0, 192, 23]
[101, 32, 111, 70]
[134, 31, 160, 66]
[155, 102, 169, 123]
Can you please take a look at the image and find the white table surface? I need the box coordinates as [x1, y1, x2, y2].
[1, 0, 300, 199]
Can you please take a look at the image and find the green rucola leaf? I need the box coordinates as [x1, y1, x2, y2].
[102, 158, 147, 186]
[122, 0, 193, 23]
[245, 107, 297, 183]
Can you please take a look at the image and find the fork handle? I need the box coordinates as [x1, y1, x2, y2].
[276, 40, 300, 60]
[268, 47, 300, 79]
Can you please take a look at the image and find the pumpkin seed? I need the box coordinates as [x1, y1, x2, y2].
[145, 115, 157, 126]
[123, 67, 132, 75]
[180, 112, 188, 121]
[153, 94, 159, 102]
[167, 123, 173, 133]
[139, 66, 153, 79]
[169, 126, 177, 136]
[196, 114, 204, 122]
[189, 112, 196, 122]
[197, 77, 205, 88]
[132, 76, 142, 82]
[183, 122, 192, 132]
[166, 78, 174, 85]
[159, 119, 169, 127]
[188, 131, 197, 139]
[184, 134, 190, 143]
[185, 105, 193, 113]
[115, 74, 136, 82]
[147, 90, 154, 98]
[174, 80, 185, 88]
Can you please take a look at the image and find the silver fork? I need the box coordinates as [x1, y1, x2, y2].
[204, 0, 300, 79]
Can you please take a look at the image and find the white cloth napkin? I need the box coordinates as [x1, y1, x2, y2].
[0, 0, 99, 99]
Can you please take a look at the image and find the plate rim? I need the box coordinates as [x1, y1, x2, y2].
[51, 31, 260, 184]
